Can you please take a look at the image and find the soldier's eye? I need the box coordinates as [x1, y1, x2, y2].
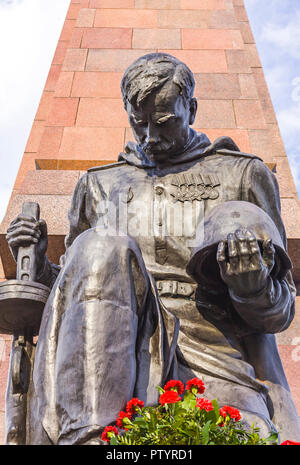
[131, 115, 147, 126]
[156, 115, 175, 125]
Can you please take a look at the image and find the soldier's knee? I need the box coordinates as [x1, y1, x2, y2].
[69, 228, 140, 265]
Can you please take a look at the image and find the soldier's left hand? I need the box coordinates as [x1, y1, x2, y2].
[216, 228, 275, 297]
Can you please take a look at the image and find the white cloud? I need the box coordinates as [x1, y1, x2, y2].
[261, 11, 300, 60]
[0, 184, 14, 222]
[245, 0, 300, 197]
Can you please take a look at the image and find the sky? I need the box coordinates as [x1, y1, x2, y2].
[0, 0, 299, 223]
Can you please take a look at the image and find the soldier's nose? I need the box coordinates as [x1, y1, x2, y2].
[145, 125, 160, 145]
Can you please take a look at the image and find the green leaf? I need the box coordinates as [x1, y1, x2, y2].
[182, 391, 196, 411]
[133, 417, 148, 429]
[264, 432, 279, 444]
[110, 435, 119, 445]
[149, 410, 158, 432]
[201, 420, 212, 445]
[157, 386, 165, 395]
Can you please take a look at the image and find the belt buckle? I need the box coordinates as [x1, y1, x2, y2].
[177, 282, 194, 298]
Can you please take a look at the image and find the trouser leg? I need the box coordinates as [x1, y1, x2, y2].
[33, 229, 150, 445]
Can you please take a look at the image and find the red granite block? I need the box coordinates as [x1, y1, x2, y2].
[239, 21, 255, 44]
[59, 19, 76, 41]
[62, 48, 88, 71]
[86, 49, 155, 72]
[248, 126, 286, 160]
[281, 199, 300, 239]
[274, 157, 298, 199]
[0, 335, 10, 365]
[13, 154, 37, 191]
[38, 127, 64, 156]
[90, 0, 134, 6]
[94, 9, 158, 28]
[76, 98, 128, 127]
[239, 74, 258, 99]
[0, 361, 9, 411]
[182, 29, 243, 50]
[58, 127, 124, 159]
[76, 8, 96, 27]
[1, 194, 71, 237]
[180, 0, 226, 9]
[53, 41, 68, 65]
[133, 28, 181, 49]
[277, 345, 300, 415]
[0, 258, 5, 281]
[252, 68, 277, 124]
[234, 99, 266, 129]
[0, 410, 5, 445]
[71, 71, 123, 98]
[25, 121, 45, 153]
[55, 72, 74, 97]
[135, 0, 180, 8]
[193, 100, 236, 128]
[194, 73, 240, 99]
[125, 127, 134, 146]
[69, 27, 84, 48]
[159, 50, 227, 73]
[67, 3, 82, 19]
[226, 50, 251, 73]
[47, 98, 79, 127]
[245, 43, 262, 68]
[275, 296, 300, 346]
[82, 28, 132, 49]
[158, 10, 209, 28]
[18, 170, 80, 196]
[233, 5, 248, 22]
[35, 92, 54, 121]
[210, 10, 238, 28]
[195, 128, 251, 152]
[44, 64, 62, 92]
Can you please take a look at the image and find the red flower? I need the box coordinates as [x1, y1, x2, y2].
[101, 425, 118, 443]
[164, 380, 184, 394]
[219, 405, 241, 422]
[196, 398, 214, 412]
[186, 377, 205, 394]
[281, 440, 300, 445]
[116, 410, 132, 429]
[159, 390, 181, 406]
[125, 397, 144, 414]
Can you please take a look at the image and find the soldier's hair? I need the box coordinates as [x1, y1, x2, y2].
[121, 53, 195, 107]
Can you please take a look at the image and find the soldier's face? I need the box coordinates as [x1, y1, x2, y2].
[126, 81, 197, 163]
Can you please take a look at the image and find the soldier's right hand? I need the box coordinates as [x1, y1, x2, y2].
[6, 215, 48, 265]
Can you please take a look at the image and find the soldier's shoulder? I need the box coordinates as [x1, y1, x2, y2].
[215, 148, 263, 162]
[87, 160, 128, 173]
[213, 149, 276, 173]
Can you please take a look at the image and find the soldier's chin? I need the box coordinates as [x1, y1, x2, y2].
[145, 145, 173, 160]
[151, 151, 170, 161]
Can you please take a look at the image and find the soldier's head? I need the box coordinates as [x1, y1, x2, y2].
[121, 53, 197, 162]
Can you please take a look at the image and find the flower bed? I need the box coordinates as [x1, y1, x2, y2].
[100, 378, 287, 445]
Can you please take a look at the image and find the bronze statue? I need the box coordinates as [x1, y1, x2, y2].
[4, 53, 300, 444]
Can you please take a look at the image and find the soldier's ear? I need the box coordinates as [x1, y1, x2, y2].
[189, 98, 197, 125]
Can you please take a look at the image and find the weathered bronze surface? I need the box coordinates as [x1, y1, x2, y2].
[4, 53, 300, 444]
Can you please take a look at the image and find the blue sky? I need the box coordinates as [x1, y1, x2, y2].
[245, 0, 300, 197]
[0, 0, 299, 222]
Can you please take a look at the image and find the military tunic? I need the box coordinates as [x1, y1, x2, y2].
[12, 135, 299, 444]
